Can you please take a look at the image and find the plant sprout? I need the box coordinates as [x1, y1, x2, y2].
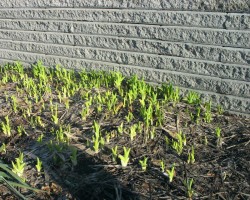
[1, 115, 11, 136]
[166, 163, 175, 183]
[160, 159, 165, 172]
[139, 157, 148, 171]
[118, 147, 131, 168]
[184, 178, 194, 198]
[0, 143, 6, 153]
[35, 157, 42, 173]
[187, 146, 195, 164]
[12, 152, 26, 181]
[111, 145, 118, 162]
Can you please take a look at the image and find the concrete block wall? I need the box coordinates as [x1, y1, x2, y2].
[0, 0, 249, 115]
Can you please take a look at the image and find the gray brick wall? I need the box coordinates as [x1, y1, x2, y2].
[0, 0, 249, 115]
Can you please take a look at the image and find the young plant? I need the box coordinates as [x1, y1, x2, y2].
[129, 124, 137, 141]
[140, 103, 153, 129]
[36, 116, 45, 128]
[37, 133, 44, 143]
[139, 157, 148, 172]
[35, 157, 42, 173]
[204, 100, 212, 123]
[125, 111, 134, 123]
[0, 143, 6, 153]
[117, 122, 124, 135]
[172, 131, 185, 155]
[184, 91, 201, 104]
[111, 145, 118, 162]
[92, 135, 100, 153]
[215, 127, 223, 147]
[51, 104, 59, 125]
[149, 127, 156, 139]
[118, 147, 131, 168]
[166, 163, 175, 183]
[184, 178, 194, 198]
[0, 158, 40, 199]
[217, 105, 224, 115]
[160, 159, 165, 172]
[215, 127, 221, 138]
[92, 120, 101, 138]
[17, 125, 25, 136]
[187, 146, 195, 164]
[1, 115, 11, 136]
[12, 152, 26, 181]
[11, 95, 18, 113]
[113, 72, 124, 92]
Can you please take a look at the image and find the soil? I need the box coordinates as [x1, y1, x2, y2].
[0, 65, 249, 200]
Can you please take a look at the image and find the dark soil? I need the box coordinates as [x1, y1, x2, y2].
[0, 64, 249, 200]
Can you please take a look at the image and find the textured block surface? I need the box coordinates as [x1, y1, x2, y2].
[0, 1, 249, 114]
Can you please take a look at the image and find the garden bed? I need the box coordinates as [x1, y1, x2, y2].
[0, 61, 249, 200]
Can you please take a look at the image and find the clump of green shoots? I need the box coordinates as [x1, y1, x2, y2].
[171, 130, 186, 155]
[215, 127, 223, 147]
[217, 105, 224, 115]
[1, 115, 11, 136]
[35, 157, 42, 173]
[204, 100, 212, 123]
[0, 143, 6, 153]
[117, 122, 124, 135]
[184, 178, 194, 198]
[139, 157, 148, 171]
[160, 159, 165, 172]
[129, 124, 138, 141]
[125, 111, 134, 123]
[92, 121, 101, 153]
[118, 147, 131, 168]
[111, 145, 118, 162]
[160, 83, 180, 104]
[51, 104, 59, 125]
[166, 163, 175, 183]
[184, 91, 201, 105]
[12, 152, 26, 181]
[187, 146, 195, 164]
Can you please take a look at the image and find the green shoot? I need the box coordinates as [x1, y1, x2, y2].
[184, 178, 194, 198]
[215, 127, 221, 138]
[35, 157, 42, 173]
[160, 160, 165, 172]
[187, 146, 195, 164]
[166, 163, 175, 183]
[111, 145, 118, 162]
[117, 122, 124, 134]
[217, 105, 224, 115]
[1, 115, 11, 136]
[51, 104, 59, 125]
[130, 124, 137, 141]
[12, 152, 26, 181]
[139, 157, 148, 171]
[118, 147, 131, 168]
[0, 143, 6, 153]
[184, 91, 201, 104]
